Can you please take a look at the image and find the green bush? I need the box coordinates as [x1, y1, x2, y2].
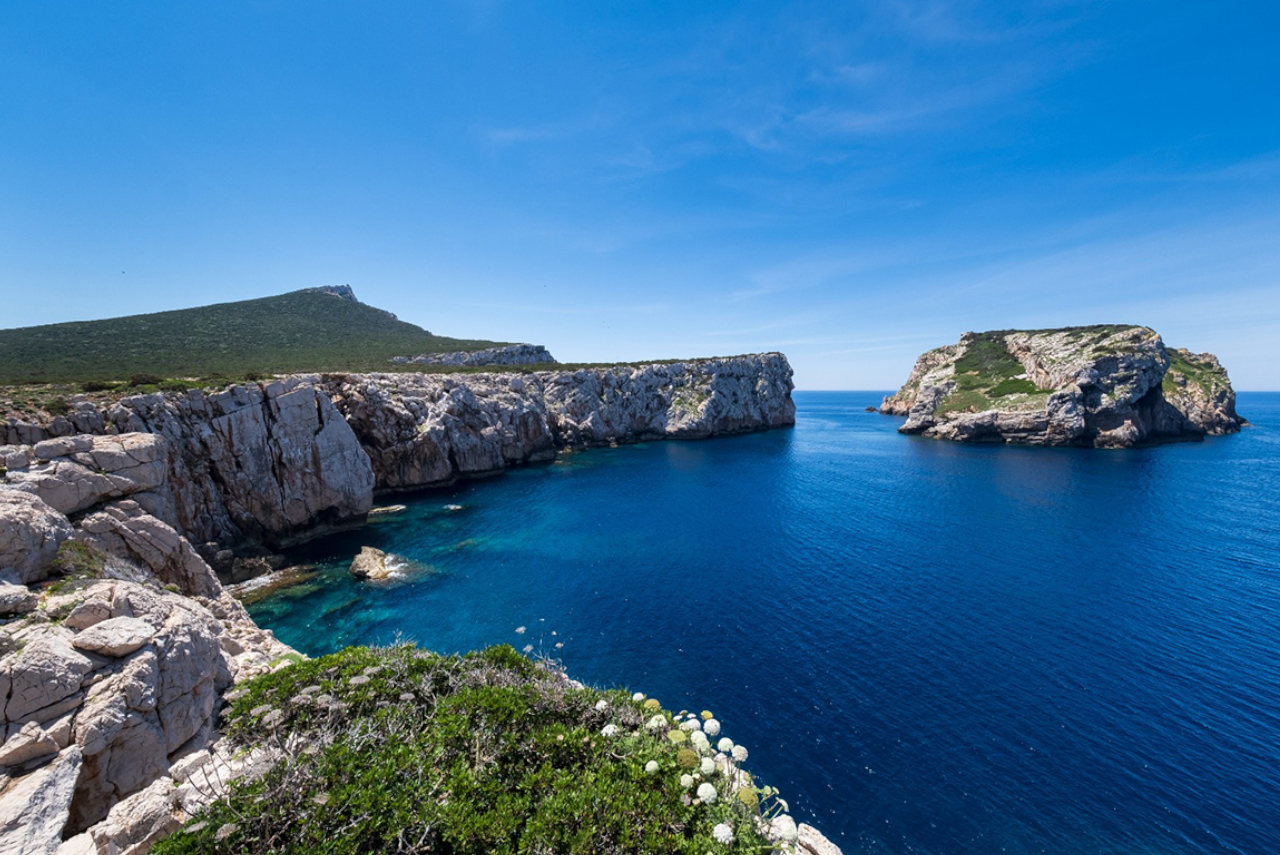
[154, 645, 782, 855]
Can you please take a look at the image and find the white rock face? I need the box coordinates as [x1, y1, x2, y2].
[2, 434, 168, 518]
[2, 383, 374, 550]
[0, 583, 38, 618]
[70, 618, 156, 658]
[327, 353, 796, 490]
[1, 355, 792, 547]
[882, 327, 1244, 448]
[0, 576, 294, 843]
[0, 492, 74, 585]
[0, 746, 82, 855]
[75, 501, 221, 598]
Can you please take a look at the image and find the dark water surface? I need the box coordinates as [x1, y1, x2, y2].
[251, 391, 1280, 855]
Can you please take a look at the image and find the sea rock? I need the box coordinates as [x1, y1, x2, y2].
[0, 491, 74, 585]
[882, 326, 1244, 447]
[797, 823, 844, 855]
[348, 546, 390, 580]
[1161, 349, 1245, 435]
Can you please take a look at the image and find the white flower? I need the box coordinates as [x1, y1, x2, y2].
[699, 757, 716, 776]
[646, 714, 667, 731]
[632, 692, 645, 702]
[703, 719, 721, 736]
[680, 718, 701, 732]
[696, 782, 717, 803]
[712, 823, 734, 845]
[731, 744, 748, 762]
[680, 773, 694, 789]
[595, 700, 609, 711]
[717, 737, 734, 753]
[515, 626, 526, 635]
[773, 815, 798, 843]
[601, 724, 619, 737]
[690, 731, 710, 749]
[645, 761, 659, 774]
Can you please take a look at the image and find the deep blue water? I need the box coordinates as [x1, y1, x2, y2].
[250, 391, 1280, 855]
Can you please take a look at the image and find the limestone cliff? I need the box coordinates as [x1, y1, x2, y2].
[329, 354, 796, 491]
[882, 326, 1244, 447]
[0, 352, 798, 854]
[2, 354, 795, 545]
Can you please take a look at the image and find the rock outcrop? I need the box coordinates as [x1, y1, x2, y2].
[329, 354, 796, 490]
[391, 343, 556, 367]
[0, 351, 799, 853]
[0, 573, 292, 852]
[2, 379, 375, 552]
[0, 440, 294, 854]
[882, 326, 1244, 447]
[347, 546, 390, 580]
[2, 354, 794, 514]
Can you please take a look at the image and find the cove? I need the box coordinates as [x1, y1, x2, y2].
[250, 391, 1280, 855]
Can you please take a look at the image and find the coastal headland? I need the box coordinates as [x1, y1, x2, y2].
[0, 336, 833, 854]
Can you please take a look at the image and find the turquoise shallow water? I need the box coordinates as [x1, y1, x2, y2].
[250, 391, 1280, 855]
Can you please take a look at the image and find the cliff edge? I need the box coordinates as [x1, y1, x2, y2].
[0, 353, 809, 855]
[881, 326, 1244, 447]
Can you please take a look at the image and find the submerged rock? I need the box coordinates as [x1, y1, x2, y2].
[882, 326, 1244, 447]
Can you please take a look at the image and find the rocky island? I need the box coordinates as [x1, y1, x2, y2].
[0, 290, 836, 855]
[882, 325, 1245, 447]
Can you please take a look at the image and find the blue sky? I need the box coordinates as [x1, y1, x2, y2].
[2, 2, 1277, 389]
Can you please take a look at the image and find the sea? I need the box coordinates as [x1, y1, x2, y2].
[249, 391, 1280, 855]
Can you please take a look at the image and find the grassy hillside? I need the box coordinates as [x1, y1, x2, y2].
[0, 289, 507, 385]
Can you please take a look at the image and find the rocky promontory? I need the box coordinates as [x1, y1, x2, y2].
[0, 353, 804, 854]
[882, 326, 1244, 447]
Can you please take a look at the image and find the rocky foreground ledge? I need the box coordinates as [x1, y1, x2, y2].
[0, 354, 821, 854]
[882, 326, 1244, 447]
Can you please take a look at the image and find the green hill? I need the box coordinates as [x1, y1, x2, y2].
[0, 288, 507, 385]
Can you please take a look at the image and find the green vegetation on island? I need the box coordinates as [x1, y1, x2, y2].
[0, 288, 507, 386]
[154, 644, 789, 855]
[934, 331, 1046, 415]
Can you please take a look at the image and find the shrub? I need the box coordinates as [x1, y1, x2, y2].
[128, 372, 164, 387]
[44, 396, 71, 416]
[154, 644, 790, 855]
[81, 379, 116, 393]
[50, 541, 108, 583]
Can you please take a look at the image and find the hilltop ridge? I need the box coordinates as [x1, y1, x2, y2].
[0, 288, 508, 385]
